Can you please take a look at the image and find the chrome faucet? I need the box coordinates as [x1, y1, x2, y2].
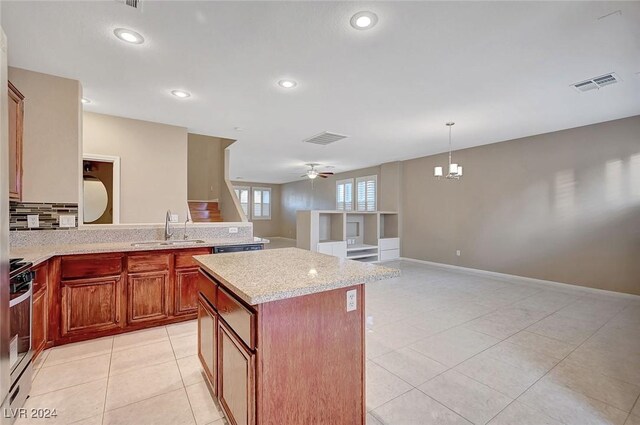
[165, 210, 174, 240]
[183, 208, 192, 240]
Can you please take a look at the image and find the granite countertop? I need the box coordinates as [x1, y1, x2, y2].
[194, 247, 400, 305]
[12, 237, 270, 267]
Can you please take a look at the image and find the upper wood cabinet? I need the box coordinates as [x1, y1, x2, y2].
[8, 81, 24, 201]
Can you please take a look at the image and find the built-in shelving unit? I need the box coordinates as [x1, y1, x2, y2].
[297, 210, 399, 262]
[378, 211, 400, 261]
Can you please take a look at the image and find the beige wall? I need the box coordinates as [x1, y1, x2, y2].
[280, 166, 381, 238]
[83, 112, 188, 224]
[188, 133, 231, 201]
[231, 181, 282, 238]
[402, 115, 640, 295]
[9, 67, 81, 203]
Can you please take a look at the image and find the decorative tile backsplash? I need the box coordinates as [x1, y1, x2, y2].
[9, 201, 78, 231]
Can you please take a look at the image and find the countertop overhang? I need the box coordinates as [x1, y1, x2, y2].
[11, 237, 269, 267]
[194, 247, 400, 305]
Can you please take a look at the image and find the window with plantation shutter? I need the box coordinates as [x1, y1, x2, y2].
[252, 187, 271, 220]
[234, 186, 250, 216]
[356, 175, 377, 211]
[336, 179, 354, 211]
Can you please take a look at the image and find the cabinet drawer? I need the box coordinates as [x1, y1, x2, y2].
[175, 248, 211, 269]
[217, 287, 256, 350]
[127, 253, 171, 273]
[61, 255, 123, 279]
[379, 248, 400, 261]
[198, 270, 218, 309]
[379, 237, 400, 251]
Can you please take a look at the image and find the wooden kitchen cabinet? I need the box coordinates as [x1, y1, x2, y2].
[59, 253, 124, 339]
[127, 271, 170, 324]
[126, 252, 171, 324]
[60, 275, 123, 337]
[174, 248, 210, 316]
[175, 269, 201, 315]
[197, 264, 365, 425]
[8, 81, 24, 201]
[48, 248, 211, 345]
[218, 320, 255, 425]
[198, 295, 217, 394]
[31, 262, 49, 360]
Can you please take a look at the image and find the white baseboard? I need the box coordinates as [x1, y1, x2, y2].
[269, 236, 296, 241]
[399, 257, 640, 300]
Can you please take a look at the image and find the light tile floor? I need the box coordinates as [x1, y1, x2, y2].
[366, 261, 640, 425]
[20, 260, 640, 425]
[19, 321, 227, 425]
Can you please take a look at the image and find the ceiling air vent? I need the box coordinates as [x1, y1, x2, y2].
[302, 132, 348, 146]
[572, 73, 621, 92]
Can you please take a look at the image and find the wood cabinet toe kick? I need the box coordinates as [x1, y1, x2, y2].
[197, 269, 366, 425]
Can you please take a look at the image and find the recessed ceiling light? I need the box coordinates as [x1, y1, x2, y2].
[81, 97, 91, 104]
[113, 28, 144, 44]
[350, 11, 378, 30]
[278, 79, 297, 89]
[170, 90, 191, 98]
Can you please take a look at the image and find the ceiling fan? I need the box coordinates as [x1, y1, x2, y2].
[301, 163, 334, 180]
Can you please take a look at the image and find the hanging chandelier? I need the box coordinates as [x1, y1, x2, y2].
[434, 122, 463, 180]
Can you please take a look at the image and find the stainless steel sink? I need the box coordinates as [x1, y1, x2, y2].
[161, 240, 206, 246]
[131, 240, 206, 247]
[131, 241, 164, 247]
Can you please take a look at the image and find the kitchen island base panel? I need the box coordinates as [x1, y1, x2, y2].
[257, 284, 365, 425]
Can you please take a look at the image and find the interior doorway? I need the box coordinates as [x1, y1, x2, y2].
[82, 154, 120, 224]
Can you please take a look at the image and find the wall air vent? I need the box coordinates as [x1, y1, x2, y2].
[302, 132, 348, 146]
[572, 73, 621, 92]
[117, 0, 142, 10]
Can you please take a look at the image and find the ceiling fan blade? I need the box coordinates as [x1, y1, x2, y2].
[319, 172, 334, 176]
[318, 174, 329, 178]
[301, 174, 308, 177]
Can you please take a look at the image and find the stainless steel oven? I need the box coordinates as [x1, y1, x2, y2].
[3, 259, 33, 422]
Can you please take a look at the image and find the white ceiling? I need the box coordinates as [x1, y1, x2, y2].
[2, 1, 640, 183]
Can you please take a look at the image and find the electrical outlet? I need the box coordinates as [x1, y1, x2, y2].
[59, 215, 76, 228]
[456, 250, 461, 257]
[346, 289, 357, 312]
[228, 227, 239, 234]
[170, 214, 179, 223]
[27, 215, 40, 228]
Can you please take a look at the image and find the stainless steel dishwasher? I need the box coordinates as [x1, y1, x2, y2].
[213, 244, 264, 253]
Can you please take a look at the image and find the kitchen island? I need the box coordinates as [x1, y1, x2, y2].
[194, 247, 399, 425]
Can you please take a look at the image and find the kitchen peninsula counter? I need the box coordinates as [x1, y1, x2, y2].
[194, 247, 399, 425]
[11, 237, 269, 266]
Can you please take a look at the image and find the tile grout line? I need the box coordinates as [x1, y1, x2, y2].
[368, 263, 603, 425]
[100, 337, 114, 425]
[484, 298, 631, 425]
[369, 290, 545, 421]
[166, 325, 199, 425]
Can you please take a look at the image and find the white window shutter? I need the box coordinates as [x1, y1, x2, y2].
[355, 175, 377, 211]
[345, 182, 353, 211]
